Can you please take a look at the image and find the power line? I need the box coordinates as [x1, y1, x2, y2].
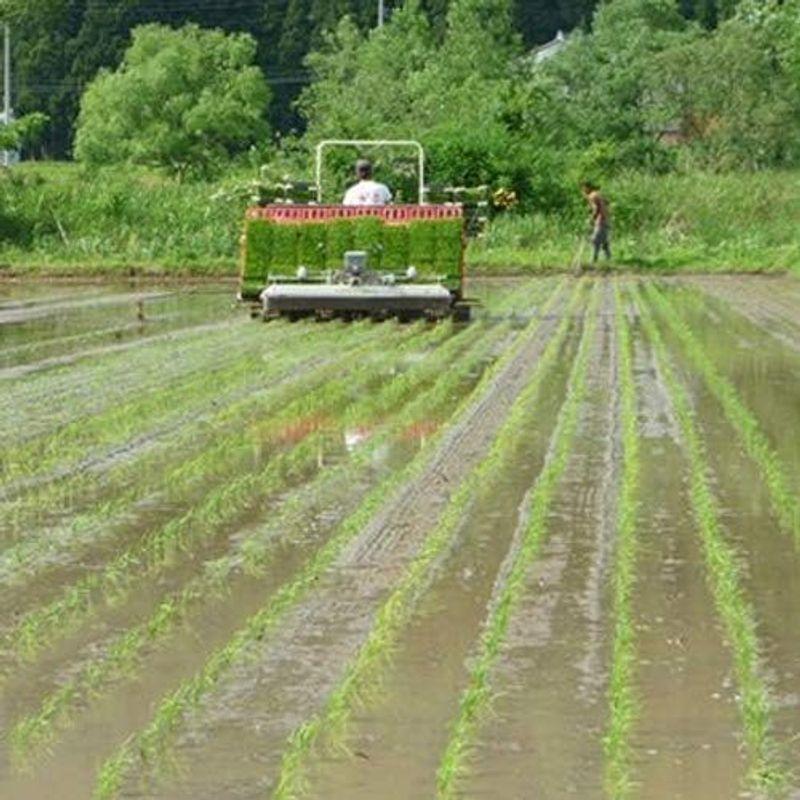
[15, 73, 313, 96]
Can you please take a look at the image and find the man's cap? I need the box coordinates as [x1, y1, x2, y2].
[356, 159, 373, 177]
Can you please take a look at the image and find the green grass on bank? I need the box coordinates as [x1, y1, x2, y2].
[471, 170, 800, 274]
[0, 162, 246, 277]
[1, 163, 798, 277]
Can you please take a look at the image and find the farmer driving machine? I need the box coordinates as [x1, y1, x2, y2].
[238, 140, 477, 321]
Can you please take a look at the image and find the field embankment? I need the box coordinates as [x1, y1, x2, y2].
[1, 163, 799, 277]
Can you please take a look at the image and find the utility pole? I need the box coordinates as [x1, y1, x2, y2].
[378, 0, 385, 27]
[2, 24, 10, 168]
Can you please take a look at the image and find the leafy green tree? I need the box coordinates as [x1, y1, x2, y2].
[526, 0, 690, 172]
[0, 112, 49, 150]
[650, 0, 800, 168]
[300, 1, 433, 139]
[74, 24, 270, 176]
[299, 0, 536, 198]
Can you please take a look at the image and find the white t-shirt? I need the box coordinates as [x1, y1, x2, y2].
[342, 180, 392, 206]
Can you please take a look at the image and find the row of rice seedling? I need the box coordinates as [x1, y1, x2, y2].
[0, 322, 440, 596]
[0, 293, 225, 370]
[1, 274, 546, 453]
[644, 283, 800, 545]
[271, 282, 588, 799]
[434, 283, 599, 800]
[8, 313, 513, 764]
[0, 322, 464, 665]
[2, 273, 542, 497]
[634, 286, 786, 794]
[0, 319, 417, 537]
[603, 284, 641, 799]
[0, 317, 257, 430]
[92, 280, 574, 800]
[0, 321, 142, 369]
[0, 322, 369, 488]
[0, 318, 301, 450]
[2, 279, 549, 582]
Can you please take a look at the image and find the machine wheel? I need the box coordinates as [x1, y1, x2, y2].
[452, 304, 471, 323]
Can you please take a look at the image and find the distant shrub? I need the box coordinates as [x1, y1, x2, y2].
[74, 24, 270, 178]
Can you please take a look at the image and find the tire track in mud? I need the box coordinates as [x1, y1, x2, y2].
[0, 287, 112, 312]
[622, 297, 745, 799]
[81, 281, 577, 799]
[461, 281, 616, 800]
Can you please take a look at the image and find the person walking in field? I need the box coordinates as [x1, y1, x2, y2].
[342, 159, 392, 206]
[581, 181, 611, 263]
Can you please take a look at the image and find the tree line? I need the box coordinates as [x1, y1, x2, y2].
[3, 0, 746, 157]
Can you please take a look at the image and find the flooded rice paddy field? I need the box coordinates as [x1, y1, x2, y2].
[0, 274, 799, 800]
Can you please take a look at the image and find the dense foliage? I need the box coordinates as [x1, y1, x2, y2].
[298, 0, 800, 208]
[73, 25, 269, 176]
[2, 0, 751, 158]
[2, 0, 800, 268]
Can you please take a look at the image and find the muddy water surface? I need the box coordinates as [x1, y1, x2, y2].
[627, 313, 746, 799]
[306, 318, 582, 800]
[0, 277, 799, 800]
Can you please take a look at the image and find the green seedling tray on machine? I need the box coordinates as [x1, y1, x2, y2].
[239, 206, 465, 302]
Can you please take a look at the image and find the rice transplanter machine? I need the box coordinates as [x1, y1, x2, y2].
[238, 140, 472, 321]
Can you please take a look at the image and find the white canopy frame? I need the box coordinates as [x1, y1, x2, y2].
[314, 139, 426, 205]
